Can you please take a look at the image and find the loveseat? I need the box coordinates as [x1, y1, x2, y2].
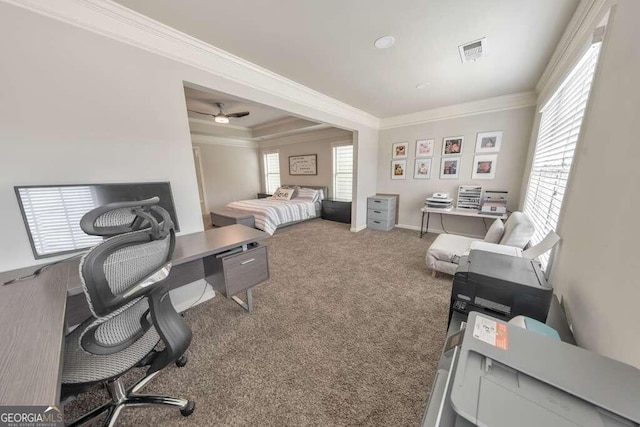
[425, 211, 535, 276]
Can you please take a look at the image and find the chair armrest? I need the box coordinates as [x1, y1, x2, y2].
[120, 263, 172, 300]
[146, 285, 192, 375]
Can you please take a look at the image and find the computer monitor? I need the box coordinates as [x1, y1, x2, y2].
[15, 182, 179, 259]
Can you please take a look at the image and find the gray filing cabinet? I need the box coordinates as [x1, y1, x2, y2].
[367, 195, 397, 231]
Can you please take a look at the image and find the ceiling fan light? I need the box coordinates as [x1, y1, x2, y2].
[214, 115, 229, 124]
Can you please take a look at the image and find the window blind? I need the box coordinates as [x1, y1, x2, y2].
[264, 152, 281, 194]
[333, 145, 353, 201]
[523, 41, 602, 270]
[18, 186, 102, 257]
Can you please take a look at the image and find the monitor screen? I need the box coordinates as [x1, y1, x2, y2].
[15, 182, 179, 259]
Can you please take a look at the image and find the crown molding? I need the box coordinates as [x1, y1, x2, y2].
[258, 127, 352, 149]
[188, 116, 251, 132]
[251, 116, 302, 132]
[190, 133, 258, 148]
[4, 0, 381, 130]
[379, 91, 537, 130]
[535, 0, 612, 105]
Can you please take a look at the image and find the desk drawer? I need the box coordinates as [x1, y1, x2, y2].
[368, 208, 392, 221]
[223, 245, 269, 296]
[367, 196, 396, 211]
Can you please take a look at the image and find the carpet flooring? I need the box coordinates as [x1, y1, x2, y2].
[65, 219, 452, 426]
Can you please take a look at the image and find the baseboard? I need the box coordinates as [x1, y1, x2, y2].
[169, 279, 216, 313]
[350, 224, 367, 232]
[396, 223, 421, 231]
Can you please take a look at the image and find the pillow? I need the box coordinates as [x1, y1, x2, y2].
[295, 188, 319, 202]
[484, 218, 505, 243]
[272, 187, 295, 201]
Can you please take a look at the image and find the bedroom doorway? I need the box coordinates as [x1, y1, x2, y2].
[192, 146, 210, 228]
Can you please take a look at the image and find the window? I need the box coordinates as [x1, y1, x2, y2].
[17, 186, 102, 258]
[523, 41, 602, 270]
[333, 144, 353, 201]
[263, 151, 281, 194]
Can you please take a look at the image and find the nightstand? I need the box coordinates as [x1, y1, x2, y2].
[257, 193, 271, 199]
[321, 199, 352, 224]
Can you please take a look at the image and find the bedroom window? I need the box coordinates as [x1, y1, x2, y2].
[263, 151, 281, 194]
[523, 39, 602, 271]
[333, 144, 353, 201]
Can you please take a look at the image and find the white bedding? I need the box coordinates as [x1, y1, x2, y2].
[225, 198, 317, 235]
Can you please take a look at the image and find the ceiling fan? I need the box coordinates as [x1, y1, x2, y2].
[188, 102, 250, 124]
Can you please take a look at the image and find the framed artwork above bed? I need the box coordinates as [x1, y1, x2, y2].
[289, 154, 317, 175]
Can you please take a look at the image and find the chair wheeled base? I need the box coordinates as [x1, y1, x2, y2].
[68, 357, 194, 427]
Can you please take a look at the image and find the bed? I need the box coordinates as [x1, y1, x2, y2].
[225, 185, 328, 235]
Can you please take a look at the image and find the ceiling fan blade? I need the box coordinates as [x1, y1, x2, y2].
[187, 109, 215, 116]
[226, 111, 250, 118]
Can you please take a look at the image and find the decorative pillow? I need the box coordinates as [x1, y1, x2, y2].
[484, 218, 505, 243]
[272, 187, 295, 201]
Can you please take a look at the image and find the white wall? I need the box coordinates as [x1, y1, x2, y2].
[549, 1, 640, 368]
[377, 107, 535, 237]
[193, 143, 261, 211]
[0, 2, 378, 271]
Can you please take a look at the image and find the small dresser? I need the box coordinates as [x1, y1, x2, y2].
[367, 195, 397, 231]
[322, 199, 352, 224]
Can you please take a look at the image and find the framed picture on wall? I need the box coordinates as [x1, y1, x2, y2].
[472, 154, 498, 179]
[391, 160, 407, 179]
[289, 154, 317, 175]
[392, 142, 409, 159]
[442, 136, 464, 156]
[440, 157, 461, 179]
[415, 139, 435, 157]
[414, 158, 432, 179]
[475, 131, 503, 153]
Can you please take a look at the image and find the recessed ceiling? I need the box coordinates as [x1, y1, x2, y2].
[184, 86, 292, 128]
[118, 0, 579, 117]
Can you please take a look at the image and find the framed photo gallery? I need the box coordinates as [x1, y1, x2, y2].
[390, 131, 503, 180]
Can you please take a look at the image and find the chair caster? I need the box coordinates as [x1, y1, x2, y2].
[180, 401, 195, 416]
[176, 355, 188, 367]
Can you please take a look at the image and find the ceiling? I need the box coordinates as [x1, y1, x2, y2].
[184, 86, 292, 128]
[118, 0, 579, 118]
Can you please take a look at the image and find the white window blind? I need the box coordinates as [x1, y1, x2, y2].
[523, 41, 602, 270]
[18, 186, 102, 258]
[333, 144, 353, 201]
[263, 152, 281, 194]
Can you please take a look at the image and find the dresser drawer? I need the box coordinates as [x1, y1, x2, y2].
[222, 245, 269, 296]
[368, 208, 392, 221]
[367, 218, 395, 231]
[367, 196, 396, 211]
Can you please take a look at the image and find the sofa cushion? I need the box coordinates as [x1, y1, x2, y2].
[500, 211, 535, 248]
[428, 234, 479, 263]
[484, 219, 504, 243]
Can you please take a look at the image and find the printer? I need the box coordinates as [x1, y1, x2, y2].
[450, 250, 552, 323]
[421, 312, 640, 427]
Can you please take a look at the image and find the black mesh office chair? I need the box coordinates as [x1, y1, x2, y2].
[62, 197, 195, 426]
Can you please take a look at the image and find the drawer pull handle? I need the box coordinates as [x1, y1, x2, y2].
[241, 258, 256, 265]
[374, 221, 381, 224]
[374, 210, 381, 213]
[374, 200, 381, 203]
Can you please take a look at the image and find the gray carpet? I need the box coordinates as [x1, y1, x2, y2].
[65, 219, 452, 426]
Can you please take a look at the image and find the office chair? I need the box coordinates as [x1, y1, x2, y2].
[62, 197, 195, 426]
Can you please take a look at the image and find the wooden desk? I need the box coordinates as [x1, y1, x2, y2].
[0, 225, 268, 406]
[420, 207, 508, 238]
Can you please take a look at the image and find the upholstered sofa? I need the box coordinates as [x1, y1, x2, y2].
[425, 211, 535, 276]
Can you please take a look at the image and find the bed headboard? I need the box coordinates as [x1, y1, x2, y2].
[282, 184, 330, 200]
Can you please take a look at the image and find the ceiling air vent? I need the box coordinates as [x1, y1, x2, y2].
[459, 38, 487, 63]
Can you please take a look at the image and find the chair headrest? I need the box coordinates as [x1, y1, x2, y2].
[80, 197, 173, 238]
